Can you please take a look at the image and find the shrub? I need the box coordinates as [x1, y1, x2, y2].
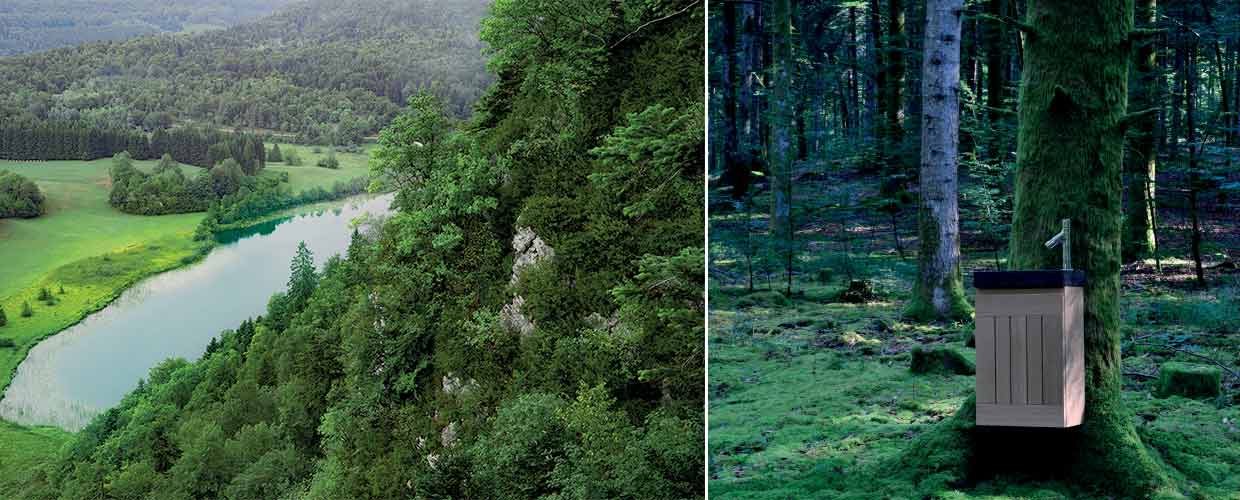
[284, 149, 303, 166]
[0, 338, 14, 348]
[20, 301, 32, 317]
[0, 305, 6, 326]
[38, 287, 53, 302]
[317, 150, 340, 169]
[0, 171, 45, 218]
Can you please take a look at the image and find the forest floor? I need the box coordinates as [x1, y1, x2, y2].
[0, 144, 373, 494]
[707, 167, 1239, 499]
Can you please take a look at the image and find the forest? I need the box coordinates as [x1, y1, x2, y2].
[709, 0, 1237, 498]
[5, 0, 706, 498]
[0, 0, 297, 56]
[0, 0, 493, 146]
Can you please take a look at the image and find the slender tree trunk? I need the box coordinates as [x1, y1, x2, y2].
[1169, 35, 1184, 162]
[720, 2, 745, 196]
[737, 0, 763, 183]
[869, 0, 885, 146]
[1004, 0, 1171, 493]
[849, 7, 862, 139]
[1122, 0, 1157, 262]
[1185, 40, 1205, 287]
[983, 0, 1009, 160]
[882, 0, 907, 191]
[907, 0, 969, 321]
[770, 0, 795, 296]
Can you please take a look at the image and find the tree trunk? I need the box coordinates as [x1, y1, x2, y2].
[1004, 0, 1172, 493]
[868, 0, 884, 145]
[1122, 0, 1157, 262]
[737, 0, 763, 185]
[983, 0, 1009, 160]
[1185, 39, 1205, 287]
[907, 0, 970, 321]
[719, 2, 744, 196]
[882, 0, 907, 191]
[770, 0, 795, 296]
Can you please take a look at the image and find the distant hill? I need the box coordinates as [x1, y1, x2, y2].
[0, 0, 299, 56]
[0, 0, 493, 145]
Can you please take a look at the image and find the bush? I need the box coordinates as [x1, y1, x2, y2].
[0, 338, 14, 348]
[284, 149, 303, 166]
[20, 301, 32, 317]
[317, 150, 340, 169]
[0, 171, 45, 218]
[38, 287, 53, 302]
[0, 305, 6, 326]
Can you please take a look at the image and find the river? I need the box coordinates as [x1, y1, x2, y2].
[0, 194, 393, 431]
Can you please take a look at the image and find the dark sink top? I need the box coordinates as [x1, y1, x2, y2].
[974, 270, 1087, 289]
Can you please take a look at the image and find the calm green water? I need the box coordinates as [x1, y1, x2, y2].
[0, 194, 393, 431]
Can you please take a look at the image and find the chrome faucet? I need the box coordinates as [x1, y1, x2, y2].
[1044, 219, 1071, 271]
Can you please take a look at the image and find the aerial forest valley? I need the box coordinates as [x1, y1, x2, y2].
[708, 0, 1238, 498]
[0, 0, 705, 498]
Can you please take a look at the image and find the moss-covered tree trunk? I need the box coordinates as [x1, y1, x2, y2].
[1121, 0, 1157, 262]
[1006, 0, 1171, 493]
[769, 0, 795, 295]
[907, 0, 970, 321]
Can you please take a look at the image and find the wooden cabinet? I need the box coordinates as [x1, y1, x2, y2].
[973, 271, 1085, 428]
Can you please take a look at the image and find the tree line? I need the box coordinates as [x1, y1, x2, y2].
[0, 121, 267, 169]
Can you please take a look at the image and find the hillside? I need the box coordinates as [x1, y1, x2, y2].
[0, 0, 493, 145]
[0, 0, 298, 56]
[10, 0, 705, 498]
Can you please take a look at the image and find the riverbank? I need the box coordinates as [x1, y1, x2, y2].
[0, 193, 381, 492]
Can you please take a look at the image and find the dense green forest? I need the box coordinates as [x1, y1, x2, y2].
[10, 1, 705, 498]
[0, 0, 298, 56]
[709, 0, 1237, 497]
[0, 0, 493, 145]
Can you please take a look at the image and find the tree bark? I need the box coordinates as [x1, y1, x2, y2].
[737, 0, 763, 187]
[770, 0, 795, 295]
[1005, 0, 1172, 493]
[907, 0, 970, 321]
[882, 0, 908, 191]
[983, 0, 1009, 160]
[719, 1, 743, 196]
[868, 0, 884, 144]
[1122, 0, 1157, 262]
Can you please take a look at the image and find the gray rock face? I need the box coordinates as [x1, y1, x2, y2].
[510, 226, 555, 286]
[502, 226, 554, 336]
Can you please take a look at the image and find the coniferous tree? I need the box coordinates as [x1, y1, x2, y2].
[907, 0, 970, 321]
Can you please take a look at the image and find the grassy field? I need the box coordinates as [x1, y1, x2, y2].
[261, 143, 372, 194]
[708, 175, 1240, 498]
[0, 420, 69, 497]
[0, 159, 204, 300]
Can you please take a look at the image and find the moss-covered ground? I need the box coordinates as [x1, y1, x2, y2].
[709, 177, 1239, 499]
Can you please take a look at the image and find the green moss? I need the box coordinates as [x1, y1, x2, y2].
[909, 346, 975, 375]
[1157, 362, 1222, 399]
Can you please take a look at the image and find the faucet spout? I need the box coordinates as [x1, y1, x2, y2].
[1043, 219, 1072, 270]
